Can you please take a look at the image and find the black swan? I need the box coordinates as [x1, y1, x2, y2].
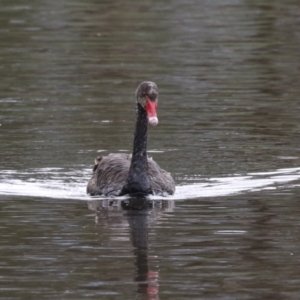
[87, 81, 175, 197]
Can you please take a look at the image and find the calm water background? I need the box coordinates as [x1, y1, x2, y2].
[0, 1, 300, 299]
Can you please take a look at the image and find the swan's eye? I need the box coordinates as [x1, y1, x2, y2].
[139, 97, 147, 108]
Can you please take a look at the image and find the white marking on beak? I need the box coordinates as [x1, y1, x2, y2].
[148, 116, 158, 126]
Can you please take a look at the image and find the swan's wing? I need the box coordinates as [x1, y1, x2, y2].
[87, 153, 175, 197]
[87, 153, 131, 196]
[148, 159, 176, 195]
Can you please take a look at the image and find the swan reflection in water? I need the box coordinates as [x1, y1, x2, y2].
[88, 197, 174, 299]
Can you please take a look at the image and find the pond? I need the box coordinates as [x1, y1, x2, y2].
[0, 1, 300, 299]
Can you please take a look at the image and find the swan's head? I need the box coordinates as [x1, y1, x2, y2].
[136, 81, 159, 126]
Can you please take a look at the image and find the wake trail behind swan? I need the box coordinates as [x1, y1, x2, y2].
[0, 167, 299, 200]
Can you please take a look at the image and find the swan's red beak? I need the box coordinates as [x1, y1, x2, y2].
[145, 98, 158, 126]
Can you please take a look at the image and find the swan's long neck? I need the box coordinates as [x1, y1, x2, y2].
[120, 103, 152, 196]
[132, 103, 148, 167]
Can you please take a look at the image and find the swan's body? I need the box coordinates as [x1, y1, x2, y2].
[87, 153, 175, 196]
[87, 81, 175, 197]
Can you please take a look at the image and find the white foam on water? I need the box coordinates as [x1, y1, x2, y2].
[171, 168, 300, 200]
[0, 167, 299, 200]
[0, 168, 90, 200]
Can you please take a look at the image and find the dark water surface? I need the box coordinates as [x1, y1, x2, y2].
[1, 1, 300, 299]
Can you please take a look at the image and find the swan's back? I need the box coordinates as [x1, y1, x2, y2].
[87, 153, 175, 196]
[147, 158, 176, 196]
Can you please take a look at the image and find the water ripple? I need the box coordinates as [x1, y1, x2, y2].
[0, 167, 299, 200]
